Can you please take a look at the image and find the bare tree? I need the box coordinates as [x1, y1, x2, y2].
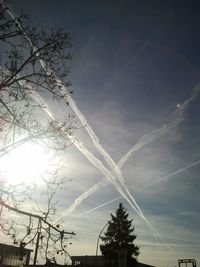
[0, 1, 76, 264]
[0, 0, 74, 156]
[0, 176, 75, 265]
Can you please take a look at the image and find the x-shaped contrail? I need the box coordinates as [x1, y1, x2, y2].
[4, 2, 200, 250]
[64, 84, 200, 216]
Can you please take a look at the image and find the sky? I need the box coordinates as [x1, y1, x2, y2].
[2, 1, 200, 267]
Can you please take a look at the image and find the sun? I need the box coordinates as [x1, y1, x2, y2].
[0, 141, 55, 185]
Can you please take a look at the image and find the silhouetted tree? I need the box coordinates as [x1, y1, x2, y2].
[0, 0, 74, 158]
[0, 176, 75, 265]
[100, 203, 140, 267]
[0, 1, 75, 264]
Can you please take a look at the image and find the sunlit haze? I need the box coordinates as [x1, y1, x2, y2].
[1, 1, 200, 267]
[0, 142, 54, 185]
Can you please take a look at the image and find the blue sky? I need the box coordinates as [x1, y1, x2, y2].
[4, 1, 200, 266]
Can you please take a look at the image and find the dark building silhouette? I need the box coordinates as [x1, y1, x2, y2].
[0, 243, 32, 267]
[71, 255, 156, 267]
[71, 255, 103, 266]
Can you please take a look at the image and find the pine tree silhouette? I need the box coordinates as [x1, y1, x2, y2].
[100, 203, 140, 267]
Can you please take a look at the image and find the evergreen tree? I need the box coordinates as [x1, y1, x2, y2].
[100, 203, 140, 267]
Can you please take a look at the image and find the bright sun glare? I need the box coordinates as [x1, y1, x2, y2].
[0, 142, 54, 185]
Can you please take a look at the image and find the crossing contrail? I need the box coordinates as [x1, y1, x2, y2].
[4, 2, 199, 250]
[4, 5, 161, 238]
[22, 81, 158, 240]
[81, 157, 200, 216]
[65, 83, 200, 216]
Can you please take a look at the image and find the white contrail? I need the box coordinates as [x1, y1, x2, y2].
[143, 158, 200, 188]
[4, 1, 124, 181]
[5, 4, 133, 217]
[4, 5, 158, 236]
[82, 158, 200, 216]
[23, 81, 148, 226]
[29, 90, 55, 120]
[5, 4, 199, 250]
[64, 129, 167, 216]
[3, 3, 143, 219]
[77, 196, 122, 217]
[18, 84, 146, 223]
[119, 88, 200, 169]
[25, 87, 155, 234]
[68, 134, 144, 216]
[65, 85, 200, 216]
[64, 179, 109, 215]
[73, 134, 169, 243]
[65, 135, 174, 250]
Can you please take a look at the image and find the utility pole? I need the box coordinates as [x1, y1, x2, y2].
[33, 227, 41, 266]
[0, 200, 75, 265]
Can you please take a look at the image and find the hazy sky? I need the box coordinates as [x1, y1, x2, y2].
[5, 1, 200, 266]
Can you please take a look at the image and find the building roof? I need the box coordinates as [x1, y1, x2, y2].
[71, 255, 156, 267]
[0, 243, 33, 252]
